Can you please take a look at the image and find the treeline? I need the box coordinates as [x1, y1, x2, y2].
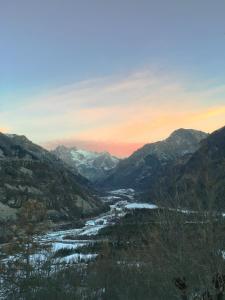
[1, 202, 225, 299]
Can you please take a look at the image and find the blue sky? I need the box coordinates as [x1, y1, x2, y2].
[0, 0, 225, 156]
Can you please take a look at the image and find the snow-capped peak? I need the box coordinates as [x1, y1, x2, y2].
[52, 146, 119, 182]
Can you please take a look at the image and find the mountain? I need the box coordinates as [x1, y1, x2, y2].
[52, 146, 119, 182]
[147, 126, 225, 210]
[100, 129, 208, 190]
[0, 133, 104, 222]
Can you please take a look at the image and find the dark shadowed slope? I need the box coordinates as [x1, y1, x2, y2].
[0, 133, 104, 222]
[146, 126, 225, 210]
[100, 129, 208, 190]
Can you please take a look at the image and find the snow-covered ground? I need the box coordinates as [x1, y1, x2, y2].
[1, 189, 158, 266]
[125, 203, 158, 210]
[100, 189, 136, 203]
[38, 188, 156, 262]
[57, 253, 98, 263]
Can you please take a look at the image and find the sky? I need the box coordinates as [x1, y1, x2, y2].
[0, 0, 225, 157]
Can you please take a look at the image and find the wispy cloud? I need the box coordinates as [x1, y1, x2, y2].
[1, 69, 225, 156]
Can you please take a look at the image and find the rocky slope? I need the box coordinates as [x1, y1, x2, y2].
[100, 129, 208, 190]
[147, 126, 225, 210]
[52, 146, 119, 182]
[0, 133, 104, 222]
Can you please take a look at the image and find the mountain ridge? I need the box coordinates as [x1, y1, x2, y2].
[147, 126, 225, 209]
[99, 128, 208, 190]
[52, 145, 119, 182]
[0, 133, 104, 222]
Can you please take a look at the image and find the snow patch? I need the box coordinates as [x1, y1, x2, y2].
[125, 203, 158, 210]
[59, 253, 98, 263]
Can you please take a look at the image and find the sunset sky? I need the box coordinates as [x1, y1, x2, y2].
[0, 0, 225, 157]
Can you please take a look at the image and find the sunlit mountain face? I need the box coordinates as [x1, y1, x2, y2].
[52, 145, 119, 182]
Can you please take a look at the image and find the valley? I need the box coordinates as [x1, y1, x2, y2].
[1, 2, 224, 298]
[1, 126, 225, 299]
[2, 188, 156, 264]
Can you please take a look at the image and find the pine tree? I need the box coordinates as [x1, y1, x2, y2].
[0, 199, 50, 298]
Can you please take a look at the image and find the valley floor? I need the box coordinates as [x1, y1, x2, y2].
[38, 188, 157, 263]
[1, 189, 225, 300]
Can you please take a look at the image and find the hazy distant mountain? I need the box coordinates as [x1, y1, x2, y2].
[148, 126, 225, 210]
[52, 146, 119, 182]
[0, 133, 104, 222]
[100, 129, 208, 190]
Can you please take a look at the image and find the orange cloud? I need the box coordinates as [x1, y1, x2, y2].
[44, 139, 143, 157]
[43, 105, 225, 157]
[192, 106, 225, 120]
[0, 126, 8, 133]
[2, 70, 225, 157]
[69, 105, 225, 144]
